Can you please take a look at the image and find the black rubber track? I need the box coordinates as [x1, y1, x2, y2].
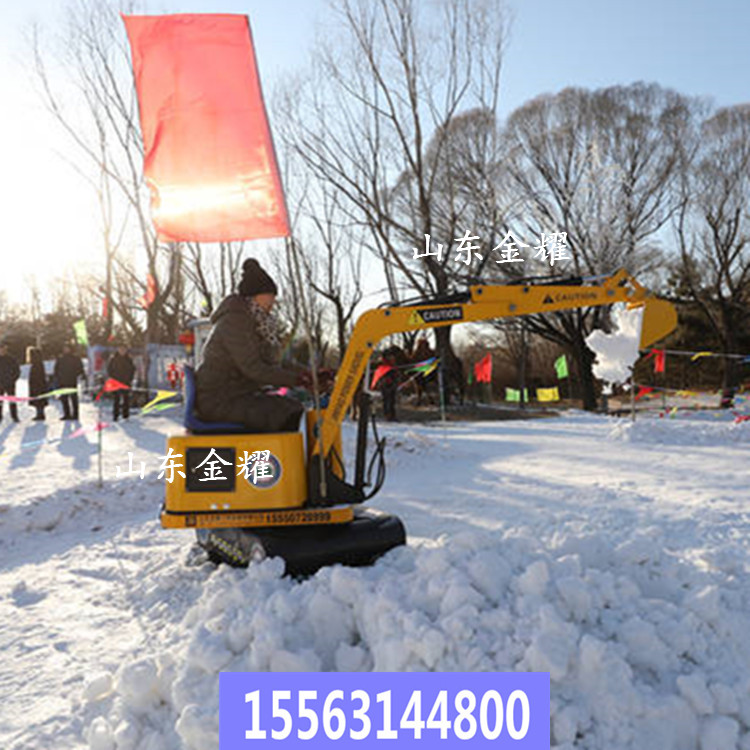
[196, 511, 406, 576]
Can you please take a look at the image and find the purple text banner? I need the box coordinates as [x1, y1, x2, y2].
[220, 671, 549, 749]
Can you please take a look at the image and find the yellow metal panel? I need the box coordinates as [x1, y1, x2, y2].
[306, 409, 344, 478]
[638, 297, 679, 349]
[163, 432, 307, 514]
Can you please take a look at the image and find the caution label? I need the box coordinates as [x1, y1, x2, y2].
[543, 292, 598, 305]
[409, 306, 464, 324]
[553, 291, 598, 303]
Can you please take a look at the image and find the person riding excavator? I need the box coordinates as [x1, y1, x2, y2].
[195, 258, 307, 433]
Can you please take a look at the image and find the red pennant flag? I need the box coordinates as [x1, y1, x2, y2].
[102, 296, 109, 319]
[635, 386, 655, 401]
[96, 378, 131, 400]
[138, 274, 158, 309]
[475, 354, 492, 384]
[123, 14, 290, 243]
[653, 349, 665, 374]
[370, 365, 393, 389]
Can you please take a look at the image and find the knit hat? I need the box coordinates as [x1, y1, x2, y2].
[238, 258, 278, 297]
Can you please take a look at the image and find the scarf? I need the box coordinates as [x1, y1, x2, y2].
[245, 299, 282, 349]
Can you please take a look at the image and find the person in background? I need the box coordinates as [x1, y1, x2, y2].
[107, 344, 135, 421]
[166, 359, 180, 390]
[27, 346, 48, 421]
[378, 348, 400, 422]
[0, 341, 20, 423]
[54, 343, 85, 421]
[196, 258, 306, 432]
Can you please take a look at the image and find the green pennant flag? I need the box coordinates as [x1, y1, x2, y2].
[506, 387, 520, 402]
[468, 369, 474, 385]
[413, 361, 438, 376]
[73, 319, 89, 347]
[554, 354, 569, 379]
[41, 387, 79, 399]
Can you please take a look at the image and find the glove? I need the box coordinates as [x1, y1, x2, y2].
[295, 369, 336, 390]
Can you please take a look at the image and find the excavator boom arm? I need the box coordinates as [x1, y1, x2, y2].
[315, 269, 677, 457]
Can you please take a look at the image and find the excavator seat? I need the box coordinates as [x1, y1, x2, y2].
[182, 365, 246, 435]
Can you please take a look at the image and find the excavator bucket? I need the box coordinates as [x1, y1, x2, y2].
[636, 297, 678, 349]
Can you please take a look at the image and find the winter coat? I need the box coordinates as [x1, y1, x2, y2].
[0, 354, 20, 390]
[29, 362, 49, 406]
[107, 353, 135, 386]
[54, 353, 85, 388]
[196, 295, 301, 431]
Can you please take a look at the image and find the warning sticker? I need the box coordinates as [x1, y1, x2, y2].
[409, 306, 464, 324]
[542, 291, 597, 305]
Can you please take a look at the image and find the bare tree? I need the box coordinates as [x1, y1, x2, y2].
[279, 0, 507, 376]
[31, 0, 182, 349]
[393, 106, 508, 285]
[498, 83, 695, 409]
[675, 104, 750, 399]
[182, 242, 245, 316]
[298, 186, 364, 364]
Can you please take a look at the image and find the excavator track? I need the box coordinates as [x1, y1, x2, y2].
[195, 509, 406, 576]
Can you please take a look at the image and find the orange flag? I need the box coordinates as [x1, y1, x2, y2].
[96, 379, 131, 400]
[371, 365, 394, 389]
[123, 14, 290, 242]
[475, 354, 492, 384]
[138, 274, 158, 309]
[653, 349, 665, 374]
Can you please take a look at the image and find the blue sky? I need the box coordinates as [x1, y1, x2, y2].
[498, 0, 750, 115]
[0, 0, 748, 303]
[147, 0, 750, 114]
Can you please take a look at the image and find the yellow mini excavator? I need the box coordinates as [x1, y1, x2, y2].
[161, 269, 677, 574]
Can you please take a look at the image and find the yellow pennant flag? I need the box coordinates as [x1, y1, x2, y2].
[691, 352, 712, 362]
[536, 386, 560, 402]
[141, 389, 177, 414]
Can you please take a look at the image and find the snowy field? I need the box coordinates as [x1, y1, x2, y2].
[1, 402, 750, 750]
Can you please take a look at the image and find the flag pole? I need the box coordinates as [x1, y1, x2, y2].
[97, 395, 103, 488]
[438, 359, 447, 424]
[437, 357, 448, 443]
[519, 321, 527, 411]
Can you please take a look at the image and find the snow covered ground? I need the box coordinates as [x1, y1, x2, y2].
[1, 402, 749, 750]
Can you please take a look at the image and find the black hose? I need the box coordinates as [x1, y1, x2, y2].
[363, 412, 387, 500]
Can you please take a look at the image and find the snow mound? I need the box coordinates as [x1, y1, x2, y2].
[87, 528, 750, 750]
[610, 417, 750, 446]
